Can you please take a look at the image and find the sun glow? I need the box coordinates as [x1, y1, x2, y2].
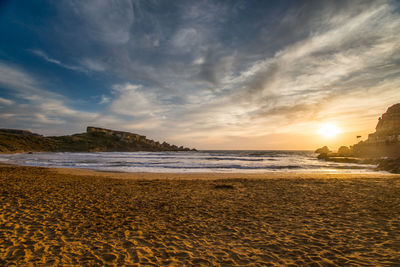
[318, 123, 341, 138]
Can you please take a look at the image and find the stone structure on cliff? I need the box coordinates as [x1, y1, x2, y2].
[87, 126, 146, 142]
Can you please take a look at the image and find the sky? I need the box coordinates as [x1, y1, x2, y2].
[0, 0, 399, 150]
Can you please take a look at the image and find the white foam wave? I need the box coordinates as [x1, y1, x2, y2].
[0, 151, 379, 173]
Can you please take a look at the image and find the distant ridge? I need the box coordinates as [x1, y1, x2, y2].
[0, 126, 196, 153]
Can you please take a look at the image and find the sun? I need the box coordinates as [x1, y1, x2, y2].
[318, 123, 341, 138]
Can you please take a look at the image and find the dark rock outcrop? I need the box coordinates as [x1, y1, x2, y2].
[0, 126, 196, 153]
[376, 158, 400, 173]
[315, 145, 353, 159]
[337, 146, 352, 156]
[315, 146, 331, 154]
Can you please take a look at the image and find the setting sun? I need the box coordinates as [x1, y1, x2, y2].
[318, 123, 341, 138]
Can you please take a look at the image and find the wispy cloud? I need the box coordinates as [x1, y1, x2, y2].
[0, 63, 98, 134]
[99, 95, 110, 104]
[222, 1, 400, 125]
[0, 97, 14, 105]
[64, 0, 134, 44]
[80, 58, 106, 72]
[107, 83, 167, 129]
[30, 49, 86, 72]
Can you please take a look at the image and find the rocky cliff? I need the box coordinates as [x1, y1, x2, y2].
[0, 126, 195, 153]
[352, 103, 400, 158]
[364, 103, 400, 144]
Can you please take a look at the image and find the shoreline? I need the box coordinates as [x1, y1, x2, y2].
[2, 149, 392, 176]
[1, 162, 399, 180]
[53, 166, 400, 180]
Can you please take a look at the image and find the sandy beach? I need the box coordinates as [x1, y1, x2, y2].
[1, 164, 400, 266]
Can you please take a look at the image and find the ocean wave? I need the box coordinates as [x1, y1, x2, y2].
[146, 165, 303, 170]
[0, 150, 378, 173]
[203, 157, 264, 161]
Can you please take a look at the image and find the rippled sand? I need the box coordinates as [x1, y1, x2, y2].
[1, 165, 400, 266]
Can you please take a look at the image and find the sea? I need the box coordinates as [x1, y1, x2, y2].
[0, 150, 381, 173]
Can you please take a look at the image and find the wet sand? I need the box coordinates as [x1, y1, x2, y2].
[1, 165, 400, 266]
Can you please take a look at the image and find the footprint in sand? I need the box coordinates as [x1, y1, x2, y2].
[102, 253, 117, 262]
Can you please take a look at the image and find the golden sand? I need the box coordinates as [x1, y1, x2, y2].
[1, 165, 400, 265]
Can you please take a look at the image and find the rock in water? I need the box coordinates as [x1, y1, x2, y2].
[315, 146, 331, 154]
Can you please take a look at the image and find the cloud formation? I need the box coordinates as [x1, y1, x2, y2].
[0, 63, 98, 134]
[65, 0, 134, 44]
[0, 0, 399, 149]
[0, 97, 13, 106]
